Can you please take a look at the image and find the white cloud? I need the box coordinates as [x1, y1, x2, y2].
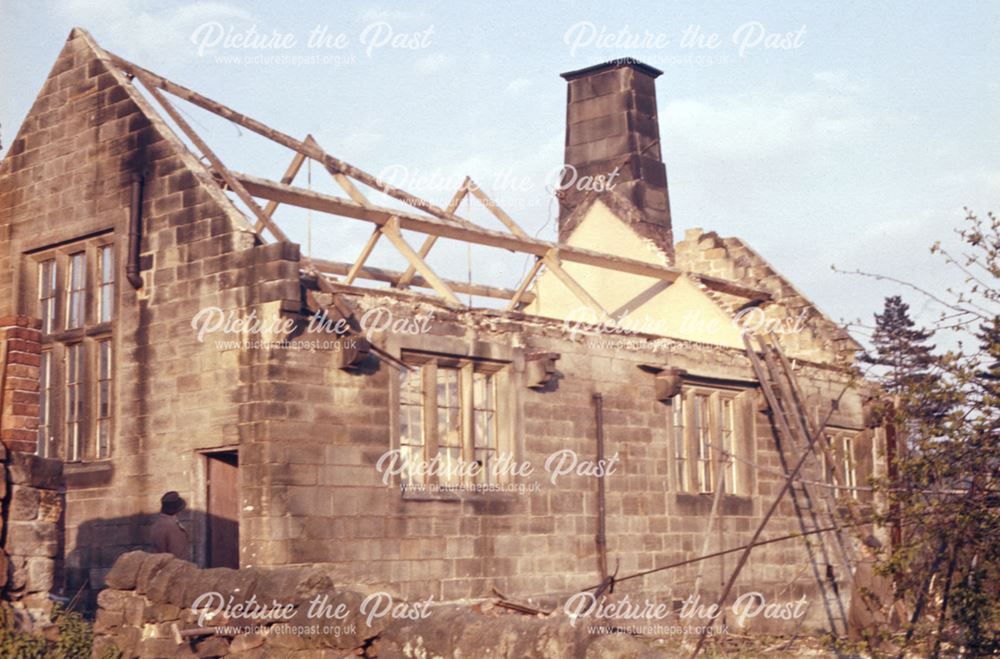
[812, 70, 867, 94]
[505, 77, 532, 95]
[55, 0, 254, 62]
[413, 52, 449, 74]
[940, 167, 1000, 203]
[664, 84, 875, 161]
[358, 7, 420, 23]
[314, 126, 385, 161]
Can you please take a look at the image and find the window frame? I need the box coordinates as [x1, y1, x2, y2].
[720, 395, 739, 495]
[823, 429, 860, 500]
[38, 259, 57, 334]
[37, 350, 54, 458]
[28, 236, 116, 462]
[671, 384, 754, 497]
[693, 392, 713, 493]
[97, 243, 116, 324]
[65, 342, 85, 462]
[471, 370, 499, 485]
[66, 251, 88, 330]
[96, 339, 113, 460]
[391, 350, 512, 493]
[671, 393, 688, 492]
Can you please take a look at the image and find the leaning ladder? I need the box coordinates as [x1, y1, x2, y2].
[743, 333, 855, 638]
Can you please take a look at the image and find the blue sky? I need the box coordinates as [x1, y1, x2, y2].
[2, 1, 998, 341]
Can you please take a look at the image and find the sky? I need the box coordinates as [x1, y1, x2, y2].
[1, 1, 998, 346]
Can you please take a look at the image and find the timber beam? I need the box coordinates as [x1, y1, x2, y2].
[229, 170, 772, 303]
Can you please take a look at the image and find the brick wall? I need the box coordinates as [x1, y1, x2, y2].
[0, 314, 65, 622]
[0, 316, 42, 453]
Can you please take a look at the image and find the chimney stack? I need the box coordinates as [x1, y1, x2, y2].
[559, 60, 672, 256]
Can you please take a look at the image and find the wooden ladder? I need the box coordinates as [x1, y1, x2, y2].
[744, 332, 856, 638]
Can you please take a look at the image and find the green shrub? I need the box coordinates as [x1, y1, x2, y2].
[50, 607, 93, 659]
[0, 604, 48, 659]
[0, 603, 96, 659]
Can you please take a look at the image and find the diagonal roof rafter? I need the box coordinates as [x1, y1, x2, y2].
[228, 169, 771, 302]
[103, 46, 771, 332]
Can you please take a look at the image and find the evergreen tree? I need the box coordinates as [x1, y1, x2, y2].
[865, 295, 937, 395]
[854, 211, 999, 657]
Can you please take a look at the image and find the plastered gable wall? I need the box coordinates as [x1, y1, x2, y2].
[529, 198, 860, 366]
[526, 200, 745, 349]
[0, 29, 301, 597]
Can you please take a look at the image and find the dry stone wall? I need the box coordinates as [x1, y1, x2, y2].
[94, 551, 667, 658]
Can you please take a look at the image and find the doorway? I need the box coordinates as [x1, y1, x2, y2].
[205, 451, 239, 569]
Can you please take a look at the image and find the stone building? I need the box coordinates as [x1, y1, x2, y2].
[0, 28, 882, 633]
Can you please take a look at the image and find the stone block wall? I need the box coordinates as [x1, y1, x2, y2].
[0, 28, 300, 605]
[93, 550, 665, 658]
[675, 228, 859, 363]
[560, 61, 673, 256]
[2, 452, 63, 620]
[237, 294, 872, 632]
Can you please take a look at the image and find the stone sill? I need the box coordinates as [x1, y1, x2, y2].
[399, 487, 520, 504]
[64, 459, 114, 488]
[41, 322, 113, 344]
[674, 492, 754, 516]
[63, 460, 113, 472]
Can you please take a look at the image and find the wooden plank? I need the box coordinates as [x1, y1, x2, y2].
[344, 227, 382, 285]
[333, 171, 371, 207]
[230, 171, 772, 302]
[398, 177, 470, 289]
[398, 238, 437, 290]
[542, 250, 609, 317]
[303, 287, 411, 372]
[303, 141, 468, 300]
[311, 259, 532, 302]
[380, 217, 462, 306]
[261, 149, 307, 229]
[467, 183, 527, 237]
[135, 79, 405, 372]
[461, 363, 474, 480]
[134, 74, 292, 245]
[423, 361, 439, 473]
[110, 50, 768, 302]
[108, 51, 466, 224]
[206, 453, 239, 569]
[302, 135, 385, 291]
[506, 257, 544, 311]
[471, 182, 609, 316]
[303, 135, 372, 208]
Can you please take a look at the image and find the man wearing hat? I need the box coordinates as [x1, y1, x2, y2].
[150, 491, 189, 560]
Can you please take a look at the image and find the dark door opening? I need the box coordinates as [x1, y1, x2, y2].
[205, 451, 239, 569]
